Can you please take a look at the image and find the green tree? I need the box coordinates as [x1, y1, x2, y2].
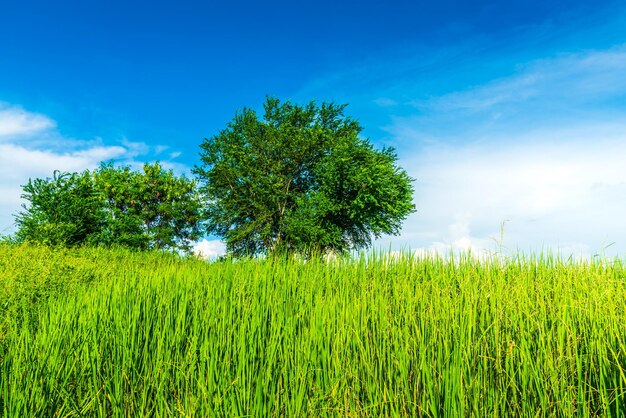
[15, 170, 106, 246]
[95, 162, 202, 252]
[15, 162, 202, 253]
[193, 97, 415, 257]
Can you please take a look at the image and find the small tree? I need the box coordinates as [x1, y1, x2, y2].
[16, 170, 106, 246]
[15, 163, 202, 253]
[193, 96, 415, 257]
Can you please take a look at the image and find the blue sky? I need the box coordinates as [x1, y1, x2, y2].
[2, 0, 626, 258]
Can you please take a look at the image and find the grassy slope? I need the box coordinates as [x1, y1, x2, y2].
[1, 244, 626, 417]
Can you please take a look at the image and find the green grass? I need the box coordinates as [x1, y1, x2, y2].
[1, 244, 626, 417]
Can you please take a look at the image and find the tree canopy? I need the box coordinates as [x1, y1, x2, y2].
[15, 162, 202, 253]
[193, 97, 415, 257]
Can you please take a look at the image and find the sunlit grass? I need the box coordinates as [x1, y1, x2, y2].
[1, 244, 625, 416]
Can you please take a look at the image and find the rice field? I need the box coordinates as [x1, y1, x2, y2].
[1, 244, 625, 417]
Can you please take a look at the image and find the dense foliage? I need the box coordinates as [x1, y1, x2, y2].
[194, 97, 415, 257]
[1, 245, 626, 416]
[15, 162, 202, 252]
[15, 170, 106, 247]
[94, 162, 202, 252]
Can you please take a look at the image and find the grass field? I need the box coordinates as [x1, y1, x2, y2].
[1, 244, 625, 417]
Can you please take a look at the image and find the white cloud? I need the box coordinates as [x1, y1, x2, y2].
[0, 103, 56, 138]
[0, 143, 127, 181]
[374, 125, 626, 259]
[193, 239, 226, 259]
[120, 138, 151, 157]
[407, 214, 500, 260]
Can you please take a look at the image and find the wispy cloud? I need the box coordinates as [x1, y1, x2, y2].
[0, 103, 56, 138]
[418, 45, 626, 113]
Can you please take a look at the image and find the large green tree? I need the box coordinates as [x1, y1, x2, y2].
[15, 162, 202, 252]
[193, 97, 415, 257]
